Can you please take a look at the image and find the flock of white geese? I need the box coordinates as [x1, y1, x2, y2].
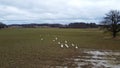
[40, 36, 78, 49]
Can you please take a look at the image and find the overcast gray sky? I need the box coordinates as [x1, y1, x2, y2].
[0, 0, 120, 24]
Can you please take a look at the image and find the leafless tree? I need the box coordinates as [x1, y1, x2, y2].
[101, 10, 120, 38]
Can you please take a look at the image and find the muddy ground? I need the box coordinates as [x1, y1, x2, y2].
[50, 49, 120, 68]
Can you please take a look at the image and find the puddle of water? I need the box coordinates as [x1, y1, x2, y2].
[51, 49, 120, 68]
[84, 50, 120, 56]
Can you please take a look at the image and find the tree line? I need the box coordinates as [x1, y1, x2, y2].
[0, 22, 98, 29]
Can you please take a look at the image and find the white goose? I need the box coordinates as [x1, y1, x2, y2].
[75, 45, 78, 49]
[41, 38, 43, 40]
[58, 42, 61, 44]
[60, 44, 64, 48]
[65, 44, 69, 48]
[72, 43, 75, 47]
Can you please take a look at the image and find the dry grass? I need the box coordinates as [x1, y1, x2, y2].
[0, 28, 120, 68]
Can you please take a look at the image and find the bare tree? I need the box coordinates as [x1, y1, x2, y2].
[101, 10, 120, 38]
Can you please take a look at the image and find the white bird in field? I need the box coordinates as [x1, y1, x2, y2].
[65, 44, 69, 48]
[58, 42, 61, 44]
[75, 46, 78, 49]
[65, 40, 67, 43]
[41, 38, 43, 40]
[72, 43, 75, 47]
[53, 40, 55, 42]
[55, 37, 58, 40]
[60, 44, 64, 48]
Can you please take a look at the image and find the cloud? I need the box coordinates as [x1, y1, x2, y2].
[0, 0, 120, 24]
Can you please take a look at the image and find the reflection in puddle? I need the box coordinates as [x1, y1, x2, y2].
[51, 49, 120, 68]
